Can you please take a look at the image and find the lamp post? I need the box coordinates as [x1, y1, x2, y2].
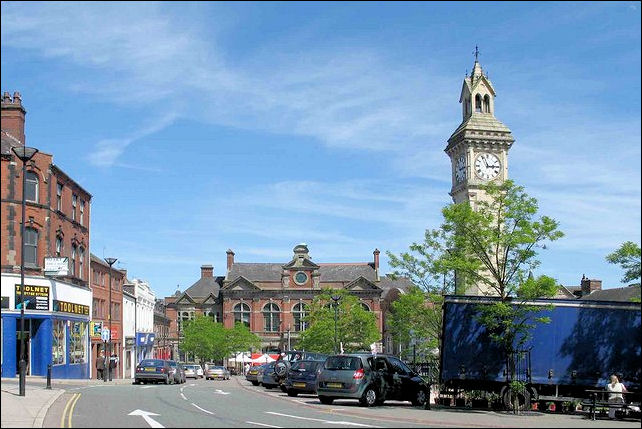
[331, 294, 341, 354]
[104, 257, 117, 381]
[12, 146, 39, 397]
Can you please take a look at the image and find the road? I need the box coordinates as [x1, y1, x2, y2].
[42, 377, 640, 428]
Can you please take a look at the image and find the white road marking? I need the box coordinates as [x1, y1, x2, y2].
[141, 386, 155, 389]
[245, 422, 282, 428]
[191, 403, 215, 415]
[128, 409, 165, 428]
[190, 383, 196, 386]
[180, 392, 188, 400]
[265, 411, 379, 427]
[213, 389, 230, 395]
[180, 387, 185, 392]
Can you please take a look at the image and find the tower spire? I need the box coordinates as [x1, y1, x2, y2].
[471, 45, 483, 79]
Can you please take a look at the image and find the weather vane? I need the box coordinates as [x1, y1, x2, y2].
[473, 45, 480, 62]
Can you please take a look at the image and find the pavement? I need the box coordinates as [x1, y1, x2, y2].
[0, 376, 132, 428]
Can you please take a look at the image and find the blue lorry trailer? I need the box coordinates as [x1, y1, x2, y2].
[439, 295, 641, 406]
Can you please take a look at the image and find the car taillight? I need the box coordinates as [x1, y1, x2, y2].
[353, 369, 365, 380]
[159, 367, 165, 373]
[136, 367, 142, 372]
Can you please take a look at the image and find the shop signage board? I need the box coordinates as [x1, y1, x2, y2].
[90, 321, 103, 338]
[125, 337, 135, 347]
[44, 257, 69, 276]
[136, 332, 155, 346]
[14, 285, 50, 310]
[53, 299, 90, 316]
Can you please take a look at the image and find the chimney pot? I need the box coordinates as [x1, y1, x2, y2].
[226, 249, 235, 271]
[12, 91, 21, 104]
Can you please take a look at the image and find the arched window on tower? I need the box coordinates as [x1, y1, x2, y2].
[483, 95, 491, 113]
[475, 94, 482, 113]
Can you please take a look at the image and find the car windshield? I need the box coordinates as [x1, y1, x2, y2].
[140, 359, 164, 367]
[324, 356, 362, 371]
[167, 361, 177, 367]
[214, 366, 225, 370]
[292, 361, 321, 372]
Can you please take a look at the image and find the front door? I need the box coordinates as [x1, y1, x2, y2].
[15, 330, 31, 375]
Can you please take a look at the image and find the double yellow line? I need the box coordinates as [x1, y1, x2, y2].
[60, 393, 81, 428]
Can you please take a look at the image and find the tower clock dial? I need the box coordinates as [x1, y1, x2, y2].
[474, 153, 501, 180]
[455, 154, 466, 183]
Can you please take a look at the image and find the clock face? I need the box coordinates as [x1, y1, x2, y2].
[455, 155, 466, 183]
[294, 272, 308, 285]
[474, 153, 501, 180]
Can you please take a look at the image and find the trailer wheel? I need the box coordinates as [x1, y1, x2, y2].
[502, 387, 531, 411]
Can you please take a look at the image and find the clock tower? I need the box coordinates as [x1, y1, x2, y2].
[445, 52, 514, 207]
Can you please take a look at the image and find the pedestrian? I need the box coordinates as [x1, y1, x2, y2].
[244, 362, 250, 375]
[96, 351, 105, 380]
[606, 374, 627, 419]
[109, 353, 118, 381]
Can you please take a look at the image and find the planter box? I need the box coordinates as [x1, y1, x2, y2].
[438, 397, 452, 406]
[471, 399, 489, 409]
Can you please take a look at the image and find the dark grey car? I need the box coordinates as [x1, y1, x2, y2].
[316, 354, 429, 407]
[167, 360, 186, 384]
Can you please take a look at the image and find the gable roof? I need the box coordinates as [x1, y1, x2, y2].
[580, 284, 641, 302]
[183, 275, 223, 298]
[228, 263, 283, 282]
[317, 264, 376, 282]
[345, 276, 381, 291]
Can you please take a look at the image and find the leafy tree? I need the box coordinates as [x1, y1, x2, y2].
[298, 289, 380, 354]
[386, 286, 440, 362]
[606, 241, 641, 284]
[181, 317, 261, 364]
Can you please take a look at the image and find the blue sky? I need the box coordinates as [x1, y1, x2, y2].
[1, 1, 640, 297]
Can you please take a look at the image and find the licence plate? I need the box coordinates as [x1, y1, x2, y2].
[327, 382, 342, 389]
[293, 382, 306, 388]
[249, 371, 257, 375]
[144, 368, 156, 372]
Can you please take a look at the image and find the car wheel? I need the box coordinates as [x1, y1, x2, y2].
[319, 396, 334, 405]
[251, 381, 259, 386]
[280, 384, 287, 393]
[265, 385, 273, 390]
[412, 389, 428, 407]
[360, 386, 378, 407]
[287, 390, 298, 397]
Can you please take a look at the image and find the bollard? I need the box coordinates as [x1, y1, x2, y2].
[46, 364, 52, 389]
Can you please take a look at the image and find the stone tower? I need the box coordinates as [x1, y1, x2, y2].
[444, 54, 514, 207]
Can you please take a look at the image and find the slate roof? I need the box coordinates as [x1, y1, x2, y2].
[580, 284, 641, 302]
[183, 275, 224, 298]
[449, 113, 513, 142]
[377, 274, 415, 292]
[227, 262, 378, 283]
[1, 130, 21, 157]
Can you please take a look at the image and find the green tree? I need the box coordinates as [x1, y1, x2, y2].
[226, 322, 261, 356]
[181, 316, 221, 363]
[298, 289, 380, 354]
[386, 286, 439, 362]
[606, 241, 641, 284]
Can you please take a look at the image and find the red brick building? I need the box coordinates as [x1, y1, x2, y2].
[1, 91, 91, 289]
[89, 255, 125, 378]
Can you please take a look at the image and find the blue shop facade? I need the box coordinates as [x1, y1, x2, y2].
[1, 273, 92, 379]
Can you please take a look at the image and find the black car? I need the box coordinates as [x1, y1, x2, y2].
[283, 360, 324, 397]
[273, 350, 328, 390]
[317, 353, 430, 407]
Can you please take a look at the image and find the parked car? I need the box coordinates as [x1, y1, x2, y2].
[258, 362, 278, 389]
[246, 364, 263, 386]
[167, 360, 186, 384]
[273, 350, 328, 391]
[283, 359, 324, 397]
[183, 364, 200, 379]
[316, 353, 429, 407]
[134, 359, 172, 385]
[205, 364, 230, 380]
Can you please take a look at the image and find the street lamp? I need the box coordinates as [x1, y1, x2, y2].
[12, 146, 39, 397]
[104, 257, 117, 381]
[331, 294, 341, 354]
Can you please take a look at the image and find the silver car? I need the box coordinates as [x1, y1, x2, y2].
[205, 364, 230, 380]
[184, 364, 199, 379]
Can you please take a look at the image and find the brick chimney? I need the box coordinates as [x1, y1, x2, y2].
[580, 274, 602, 296]
[373, 248, 380, 281]
[200, 264, 213, 278]
[1, 91, 26, 145]
[226, 249, 235, 271]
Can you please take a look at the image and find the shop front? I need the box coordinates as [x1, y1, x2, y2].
[1, 274, 91, 379]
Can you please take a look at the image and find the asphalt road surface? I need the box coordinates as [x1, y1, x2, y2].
[42, 377, 640, 428]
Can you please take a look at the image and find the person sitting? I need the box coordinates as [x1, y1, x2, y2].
[606, 374, 628, 419]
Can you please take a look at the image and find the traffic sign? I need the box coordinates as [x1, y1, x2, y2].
[101, 327, 110, 342]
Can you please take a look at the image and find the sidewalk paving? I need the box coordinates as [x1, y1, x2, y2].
[0, 382, 63, 428]
[1, 377, 133, 428]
